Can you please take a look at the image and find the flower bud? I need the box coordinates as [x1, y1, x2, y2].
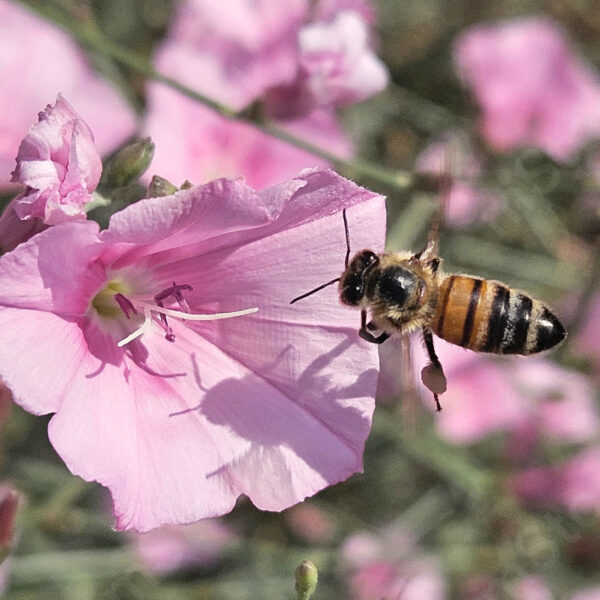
[147, 175, 178, 198]
[295, 560, 318, 600]
[104, 138, 155, 188]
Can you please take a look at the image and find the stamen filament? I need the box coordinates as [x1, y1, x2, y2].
[117, 307, 153, 347]
[116, 304, 259, 347]
[137, 302, 259, 321]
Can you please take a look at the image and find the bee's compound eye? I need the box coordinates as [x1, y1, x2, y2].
[341, 279, 364, 306]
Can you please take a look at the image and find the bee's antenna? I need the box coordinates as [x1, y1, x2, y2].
[343, 208, 351, 268]
[290, 277, 342, 304]
[290, 209, 351, 305]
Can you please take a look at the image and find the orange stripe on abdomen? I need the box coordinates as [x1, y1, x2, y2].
[432, 276, 494, 350]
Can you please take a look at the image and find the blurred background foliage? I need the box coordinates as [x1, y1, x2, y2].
[4, 0, 600, 598]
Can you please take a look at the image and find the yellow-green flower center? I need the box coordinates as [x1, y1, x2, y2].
[91, 280, 133, 318]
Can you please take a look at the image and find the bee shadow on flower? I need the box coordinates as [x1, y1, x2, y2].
[170, 337, 377, 477]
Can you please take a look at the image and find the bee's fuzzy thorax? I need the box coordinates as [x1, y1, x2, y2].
[364, 251, 443, 337]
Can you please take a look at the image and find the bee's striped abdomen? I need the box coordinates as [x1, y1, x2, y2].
[431, 275, 566, 355]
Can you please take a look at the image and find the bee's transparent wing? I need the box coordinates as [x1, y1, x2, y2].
[378, 333, 422, 431]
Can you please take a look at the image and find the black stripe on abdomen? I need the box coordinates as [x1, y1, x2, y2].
[460, 278, 482, 347]
[501, 293, 533, 354]
[483, 284, 510, 352]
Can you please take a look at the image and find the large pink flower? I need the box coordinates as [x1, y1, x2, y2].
[0, 0, 136, 184]
[0, 96, 102, 251]
[455, 18, 600, 161]
[0, 168, 385, 531]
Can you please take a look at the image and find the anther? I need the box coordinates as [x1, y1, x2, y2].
[114, 293, 138, 319]
[154, 281, 194, 342]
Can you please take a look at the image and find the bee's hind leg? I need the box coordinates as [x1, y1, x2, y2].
[421, 329, 447, 412]
[358, 310, 390, 344]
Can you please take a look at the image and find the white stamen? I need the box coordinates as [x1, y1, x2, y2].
[137, 302, 259, 321]
[117, 307, 153, 347]
[117, 303, 259, 347]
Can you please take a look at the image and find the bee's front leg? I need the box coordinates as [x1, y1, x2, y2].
[359, 310, 390, 344]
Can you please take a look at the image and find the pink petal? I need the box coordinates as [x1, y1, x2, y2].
[0, 308, 87, 415]
[48, 320, 368, 531]
[0, 221, 103, 314]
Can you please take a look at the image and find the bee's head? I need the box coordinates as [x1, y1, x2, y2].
[339, 250, 379, 306]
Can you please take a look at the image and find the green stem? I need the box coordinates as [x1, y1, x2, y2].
[375, 412, 494, 500]
[19, 1, 413, 191]
[557, 237, 600, 352]
[9, 549, 140, 585]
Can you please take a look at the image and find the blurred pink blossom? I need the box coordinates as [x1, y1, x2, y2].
[133, 519, 236, 574]
[513, 361, 598, 443]
[575, 292, 600, 371]
[403, 337, 596, 445]
[145, 43, 350, 189]
[265, 10, 388, 118]
[0, 486, 18, 561]
[315, 0, 376, 23]
[460, 575, 500, 600]
[513, 576, 552, 600]
[415, 133, 498, 226]
[571, 588, 600, 600]
[285, 503, 335, 544]
[168, 0, 306, 103]
[0, 486, 18, 596]
[513, 447, 600, 512]
[0, 0, 136, 184]
[0, 168, 385, 531]
[342, 527, 446, 600]
[341, 531, 384, 568]
[144, 0, 387, 187]
[168, 0, 386, 114]
[455, 18, 600, 161]
[350, 558, 446, 600]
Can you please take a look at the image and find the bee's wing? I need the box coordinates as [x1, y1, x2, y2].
[400, 333, 420, 434]
[378, 333, 421, 432]
[425, 134, 457, 259]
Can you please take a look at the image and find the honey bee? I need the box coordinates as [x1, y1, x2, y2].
[290, 209, 566, 411]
